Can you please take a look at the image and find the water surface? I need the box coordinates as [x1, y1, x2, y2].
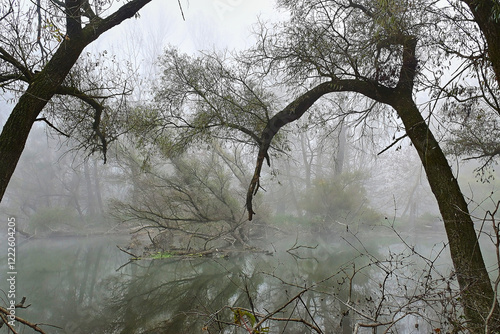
[0, 230, 458, 333]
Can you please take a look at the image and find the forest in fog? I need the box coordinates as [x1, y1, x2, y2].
[1, 0, 500, 333]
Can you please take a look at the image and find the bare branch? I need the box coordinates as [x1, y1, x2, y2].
[35, 117, 70, 137]
[0, 46, 33, 81]
[377, 133, 408, 155]
[0, 305, 51, 334]
[54, 85, 109, 161]
[177, 0, 185, 21]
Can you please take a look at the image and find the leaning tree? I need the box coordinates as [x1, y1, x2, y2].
[0, 0, 158, 201]
[240, 0, 499, 331]
[134, 0, 499, 329]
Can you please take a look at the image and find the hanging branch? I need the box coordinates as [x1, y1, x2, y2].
[246, 79, 387, 220]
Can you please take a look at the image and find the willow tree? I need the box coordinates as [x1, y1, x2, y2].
[0, 0, 157, 202]
[241, 0, 499, 331]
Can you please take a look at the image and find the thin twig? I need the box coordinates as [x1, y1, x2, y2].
[116, 245, 139, 258]
[35, 117, 70, 137]
[377, 133, 408, 155]
[0, 306, 53, 334]
[177, 0, 185, 20]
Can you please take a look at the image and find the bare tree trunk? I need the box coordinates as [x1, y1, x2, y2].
[390, 37, 499, 331]
[461, 0, 500, 86]
[401, 166, 422, 225]
[334, 122, 347, 176]
[299, 132, 312, 190]
[284, 160, 303, 218]
[84, 160, 95, 215]
[93, 159, 104, 214]
[248, 80, 499, 334]
[69, 171, 84, 218]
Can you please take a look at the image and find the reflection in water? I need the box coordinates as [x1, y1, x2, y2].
[0, 232, 456, 333]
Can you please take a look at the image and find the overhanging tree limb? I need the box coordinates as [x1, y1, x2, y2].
[0, 46, 34, 81]
[246, 78, 388, 220]
[377, 133, 408, 155]
[55, 85, 110, 161]
[461, 0, 500, 85]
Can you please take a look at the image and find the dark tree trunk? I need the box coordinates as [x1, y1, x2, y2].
[392, 94, 499, 332]
[0, 0, 153, 202]
[462, 0, 500, 87]
[389, 35, 499, 331]
[299, 132, 312, 190]
[246, 34, 499, 329]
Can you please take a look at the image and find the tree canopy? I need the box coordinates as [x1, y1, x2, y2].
[0, 0, 155, 200]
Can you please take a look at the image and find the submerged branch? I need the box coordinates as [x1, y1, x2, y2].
[0, 304, 58, 334]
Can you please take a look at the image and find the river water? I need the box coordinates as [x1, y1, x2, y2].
[0, 229, 469, 333]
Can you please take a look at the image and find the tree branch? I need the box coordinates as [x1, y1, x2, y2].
[65, 0, 82, 38]
[246, 79, 387, 220]
[0, 46, 33, 81]
[35, 117, 70, 137]
[377, 133, 408, 155]
[0, 305, 50, 334]
[81, 0, 99, 21]
[177, 0, 185, 21]
[0, 0, 14, 21]
[55, 85, 108, 161]
[82, 0, 153, 40]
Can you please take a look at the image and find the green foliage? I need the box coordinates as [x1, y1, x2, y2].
[111, 140, 261, 249]
[150, 47, 282, 154]
[150, 251, 174, 259]
[445, 105, 500, 180]
[232, 308, 269, 333]
[301, 172, 381, 225]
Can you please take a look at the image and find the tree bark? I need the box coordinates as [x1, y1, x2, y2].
[392, 93, 499, 332]
[390, 35, 499, 331]
[0, 0, 153, 202]
[299, 132, 312, 190]
[462, 0, 500, 86]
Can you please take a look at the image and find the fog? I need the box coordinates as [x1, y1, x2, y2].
[1, 102, 498, 332]
[1, 0, 500, 333]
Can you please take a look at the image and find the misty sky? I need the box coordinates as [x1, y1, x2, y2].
[94, 1, 277, 55]
[0, 1, 279, 126]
